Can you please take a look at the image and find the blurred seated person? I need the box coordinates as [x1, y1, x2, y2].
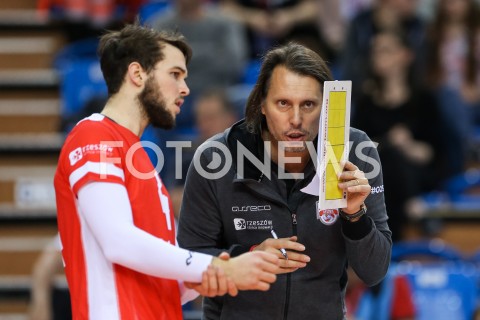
[220, 0, 336, 61]
[169, 88, 239, 216]
[149, 0, 248, 129]
[340, 0, 427, 101]
[352, 29, 444, 242]
[314, 0, 376, 68]
[28, 235, 71, 320]
[37, 0, 132, 42]
[424, 0, 480, 174]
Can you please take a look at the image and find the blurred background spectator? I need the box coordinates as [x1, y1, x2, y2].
[424, 0, 480, 177]
[169, 87, 239, 219]
[28, 235, 70, 320]
[148, 0, 248, 129]
[352, 28, 444, 242]
[144, 0, 248, 187]
[219, 0, 336, 62]
[36, 0, 136, 41]
[340, 0, 427, 103]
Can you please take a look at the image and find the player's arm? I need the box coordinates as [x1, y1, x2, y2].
[77, 182, 278, 291]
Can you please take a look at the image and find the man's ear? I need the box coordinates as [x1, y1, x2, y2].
[127, 62, 146, 87]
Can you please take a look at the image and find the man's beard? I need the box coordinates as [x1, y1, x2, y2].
[138, 76, 175, 130]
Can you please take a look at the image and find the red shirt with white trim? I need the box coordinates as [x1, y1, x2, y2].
[54, 114, 181, 320]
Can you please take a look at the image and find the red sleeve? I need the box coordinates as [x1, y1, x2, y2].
[390, 275, 416, 319]
[60, 119, 126, 195]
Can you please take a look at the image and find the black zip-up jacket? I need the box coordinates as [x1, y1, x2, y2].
[178, 120, 392, 320]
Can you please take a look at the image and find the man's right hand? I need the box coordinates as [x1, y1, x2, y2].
[253, 236, 310, 274]
[212, 251, 279, 291]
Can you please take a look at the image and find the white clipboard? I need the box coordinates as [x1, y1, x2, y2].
[301, 80, 352, 210]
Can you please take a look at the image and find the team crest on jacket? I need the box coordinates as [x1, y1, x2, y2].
[316, 202, 339, 225]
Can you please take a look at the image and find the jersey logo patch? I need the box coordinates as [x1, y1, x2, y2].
[316, 202, 339, 225]
[69, 147, 83, 166]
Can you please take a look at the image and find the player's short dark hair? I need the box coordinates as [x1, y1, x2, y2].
[98, 23, 191, 95]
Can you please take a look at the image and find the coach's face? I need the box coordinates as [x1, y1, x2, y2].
[261, 66, 322, 156]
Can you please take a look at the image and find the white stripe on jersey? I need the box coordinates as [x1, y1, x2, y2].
[76, 201, 121, 319]
[69, 161, 125, 189]
[154, 173, 172, 232]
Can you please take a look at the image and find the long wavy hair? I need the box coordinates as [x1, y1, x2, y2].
[245, 42, 333, 134]
[425, 0, 480, 87]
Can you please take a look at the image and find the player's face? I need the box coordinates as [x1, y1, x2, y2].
[261, 66, 322, 154]
[138, 43, 189, 129]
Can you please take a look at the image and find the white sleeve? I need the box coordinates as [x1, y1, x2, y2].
[77, 182, 212, 283]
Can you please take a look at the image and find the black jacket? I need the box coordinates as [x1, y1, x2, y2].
[178, 120, 392, 320]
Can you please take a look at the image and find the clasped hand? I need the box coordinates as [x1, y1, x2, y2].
[185, 250, 279, 297]
[253, 236, 310, 274]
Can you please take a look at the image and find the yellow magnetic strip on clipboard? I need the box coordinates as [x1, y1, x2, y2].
[326, 180, 343, 199]
[329, 91, 347, 110]
[325, 91, 346, 200]
[327, 127, 345, 146]
[325, 159, 343, 199]
[326, 162, 341, 181]
[326, 143, 344, 164]
[328, 107, 346, 127]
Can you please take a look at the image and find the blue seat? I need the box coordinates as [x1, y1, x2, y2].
[419, 169, 480, 214]
[59, 59, 108, 121]
[391, 240, 478, 320]
[242, 59, 262, 85]
[473, 126, 480, 142]
[392, 239, 466, 262]
[392, 261, 477, 320]
[468, 250, 480, 311]
[138, 1, 172, 26]
[470, 250, 480, 265]
[353, 268, 399, 320]
[53, 37, 100, 71]
[53, 38, 107, 126]
[443, 169, 480, 210]
[444, 169, 480, 197]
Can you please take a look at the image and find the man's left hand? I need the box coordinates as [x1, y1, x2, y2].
[337, 161, 370, 214]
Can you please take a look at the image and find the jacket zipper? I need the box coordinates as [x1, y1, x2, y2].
[291, 213, 297, 233]
[242, 179, 302, 319]
[283, 212, 298, 320]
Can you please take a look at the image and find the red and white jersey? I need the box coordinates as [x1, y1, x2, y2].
[54, 114, 182, 320]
